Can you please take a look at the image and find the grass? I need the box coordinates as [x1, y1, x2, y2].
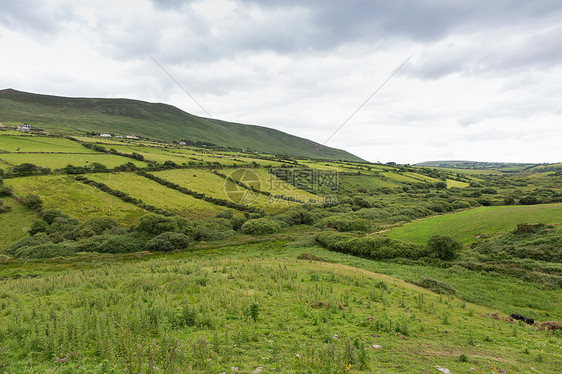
[0, 197, 38, 248]
[0, 241, 559, 373]
[0, 134, 97, 153]
[88, 172, 225, 218]
[387, 203, 562, 244]
[152, 169, 303, 212]
[0, 153, 147, 169]
[5, 175, 146, 226]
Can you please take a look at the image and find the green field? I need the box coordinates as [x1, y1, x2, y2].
[0, 153, 147, 169]
[387, 203, 562, 244]
[88, 173, 225, 218]
[0, 241, 559, 372]
[153, 169, 305, 212]
[0, 197, 38, 247]
[6, 175, 146, 225]
[0, 134, 96, 153]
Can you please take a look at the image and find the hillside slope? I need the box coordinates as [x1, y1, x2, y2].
[0, 89, 363, 161]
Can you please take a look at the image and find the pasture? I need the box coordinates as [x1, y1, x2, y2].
[387, 203, 562, 244]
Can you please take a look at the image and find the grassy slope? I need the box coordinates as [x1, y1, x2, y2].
[88, 172, 225, 218]
[0, 89, 363, 161]
[0, 197, 38, 247]
[0, 241, 559, 372]
[387, 203, 562, 244]
[6, 175, 146, 224]
[0, 153, 147, 169]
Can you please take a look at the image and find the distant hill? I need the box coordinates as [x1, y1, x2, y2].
[0, 89, 363, 162]
[416, 160, 561, 173]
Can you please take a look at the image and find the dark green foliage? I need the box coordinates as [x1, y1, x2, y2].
[130, 152, 144, 161]
[73, 217, 117, 239]
[520, 195, 538, 205]
[22, 193, 43, 210]
[319, 216, 373, 232]
[428, 200, 453, 213]
[481, 187, 497, 194]
[434, 181, 447, 189]
[28, 220, 48, 235]
[97, 233, 151, 254]
[241, 218, 281, 235]
[426, 235, 462, 260]
[0, 186, 13, 196]
[316, 231, 426, 260]
[415, 277, 457, 295]
[6, 234, 51, 256]
[14, 242, 76, 259]
[135, 214, 194, 236]
[452, 200, 471, 210]
[193, 220, 235, 241]
[243, 302, 260, 322]
[63, 164, 87, 174]
[41, 209, 67, 225]
[11, 163, 50, 177]
[145, 232, 190, 252]
[215, 209, 234, 219]
[90, 162, 109, 172]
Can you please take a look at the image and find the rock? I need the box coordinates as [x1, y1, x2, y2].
[372, 344, 382, 349]
[434, 366, 451, 374]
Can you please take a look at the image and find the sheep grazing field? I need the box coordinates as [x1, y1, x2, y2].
[0, 132, 561, 372]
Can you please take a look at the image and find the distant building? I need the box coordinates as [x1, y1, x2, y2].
[126, 135, 139, 139]
[17, 124, 33, 132]
[179, 141, 187, 145]
[99, 133, 112, 138]
[0, 123, 4, 128]
[115, 135, 123, 138]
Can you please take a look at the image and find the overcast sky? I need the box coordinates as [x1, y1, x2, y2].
[1, 0, 561, 163]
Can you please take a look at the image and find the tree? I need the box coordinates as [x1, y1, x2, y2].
[426, 235, 462, 260]
[23, 194, 43, 211]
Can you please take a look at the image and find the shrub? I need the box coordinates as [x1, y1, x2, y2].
[519, 195, 538, 205]
[426, 235, 462, 260]
[28, 220, 48, 236]
[42, 209, 68, 225]
[481, 187, 497, 194]
[15, 243, 75, 259]
[193, 221, 236, 241]
[22, 194, 43, 210]
[97, 233, 151, 254]
[73, 217, 117, 239]
[90, 162, 109, 172]
[145, 232, 190, 252]
[241, 218, 281, 235]
[452, 200, 471, 210]
[434, 181, 447, 189]
[0, 186, 13, 196]
[135, 214, 193, 236]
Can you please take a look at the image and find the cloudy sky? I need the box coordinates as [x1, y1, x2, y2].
[1, 0, 561, 163]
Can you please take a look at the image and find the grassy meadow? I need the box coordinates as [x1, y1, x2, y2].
[0, 132, 560, 373]
[387, 203, 562, 244]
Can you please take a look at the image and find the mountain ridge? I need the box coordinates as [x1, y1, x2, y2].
[0, 88, 364, 162]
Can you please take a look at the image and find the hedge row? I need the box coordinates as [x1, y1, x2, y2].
[316, 231, 427, 260]
[136, 171, 264, 214]
[74, 175, 175, 216]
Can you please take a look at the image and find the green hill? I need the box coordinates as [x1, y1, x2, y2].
[0, 89, 363, 161]
[415, 160, 561, 173]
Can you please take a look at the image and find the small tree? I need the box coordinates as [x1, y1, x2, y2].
[145, 232, 190, 252]
[241, 218, 281, 235]
[23, 194, 43, 211]
[426, 235, 462, 260]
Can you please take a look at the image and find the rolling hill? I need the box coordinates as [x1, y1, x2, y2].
[0, 89, 363, 162]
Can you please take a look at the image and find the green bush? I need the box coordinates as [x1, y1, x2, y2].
[0, 186, 13, 196]
[22, 194, 43, 210]
[426, 235, 462, 260]
[73, 217, 117, 239]
[193, 220, 236, 241]
[145, 232, 190, 252]
[28, 220, 48, 236]
[452, 200, 471, 210]
[42, 209, 68, 225]
[135, 214, 194, 236]
[97, 233, 151, 254]
[15, 243, 76, 259]
[241, 218, 281, 235]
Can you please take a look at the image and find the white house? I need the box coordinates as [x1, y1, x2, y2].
[100, 133, 112, 138]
